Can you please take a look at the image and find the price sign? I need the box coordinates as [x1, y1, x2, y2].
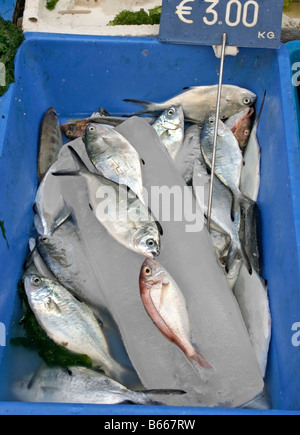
[159, 0, 284, 49]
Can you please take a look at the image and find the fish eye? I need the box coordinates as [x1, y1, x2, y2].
[243, 97, 251, 106]
[167, 108, 175, 117]
[67, 130, 73, 136]
[143, 266, 152, 276]
[88, 126, 96, 132]
[146, 239, 156, 248]
[208, 117, 215, 125]
[32, 276, 42, 286]
[244, 129, 250, 136]
[41, 236, 48, 243]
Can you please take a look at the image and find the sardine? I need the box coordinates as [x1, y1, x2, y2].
[201, 116, 252, 222]
[225, 107, 254, 151]
[124, 85, 257, 124]
[193, 158, 252, 274]
[24, 274, 129, 384]
[152, 106, 184, 160]
[174, 124, 202, 184]
[13, 366, 185, 406]
[38, 107, 63, 183]
[139, 258, 213, 380]
[52, 146, 161, 258]
[240, 93, 266, 202]
[84, 123, 145, 204]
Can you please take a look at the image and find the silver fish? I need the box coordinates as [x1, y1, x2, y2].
[24, 274, 129, 384]
[85, 123, 145, 204]
[139, 258, 213, 381]
[201, 116, 252, 222]
[152, 106, 184, 160]
[34, 171, 71, 237]
[13, 366, 185, 406]
[124, 85, 257, 124]
[52, 146, 161, 258]
[38, 107, 63, 183]
[233, 265, 271, 378]
[193, 158, 252, 274]
[36, 219, 108, 311]
[174, 124, 202, 184]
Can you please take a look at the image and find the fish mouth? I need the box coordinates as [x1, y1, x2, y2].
[151, 249, 160, 258]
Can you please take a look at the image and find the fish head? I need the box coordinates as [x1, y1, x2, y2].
[37, 235, 67, 264]
[61, 123, 85, 140]
[158, 106, 184, 131]
[202, 116, 227, 140]
[24, 274, 54, 306]
[133, 225, 160, 258]
[225, 88, 257, 113]
[139, 258, 168, 292]
[85, 123, 111, 143]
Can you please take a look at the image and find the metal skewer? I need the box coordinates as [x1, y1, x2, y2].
[207, 32, 227, 233]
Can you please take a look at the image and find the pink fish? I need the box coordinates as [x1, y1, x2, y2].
[139, 258, 213, 378]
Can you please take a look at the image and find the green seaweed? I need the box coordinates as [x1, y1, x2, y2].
[0, 16, 24, 97]
[11, 281, 93, 369]
[46, 0, 60, 11]
[0, 220, 9, 249]
[108, 6, 162, 26]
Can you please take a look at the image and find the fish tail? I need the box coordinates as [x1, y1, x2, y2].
[123, 99, 159, 116]
[226, 240, 252, 275]
[187, 350, 213, 383]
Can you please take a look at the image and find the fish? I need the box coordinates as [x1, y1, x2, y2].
[61, 114, 155, 140]
[52, 146, 161, 258]
[36, 218, 109, 311]
[233, 265, 271, 378]
[225, 107, 255, 151]
[201, 115, 252, 222]
[13, 365, 186, 406]
[240, 93, 266, 202]
[24, 239, 56, 280]
[34, 170, 71, 237]
[174, 124, 202, 184]
[152, 106, 185, 160]
[38, 107, 63, 183]
[24, 274, 129, 384]
[193, 158, 252, 274]
[239, 200, 262, 276]
[124, 85, 257, 124]
[139, 258, 213, 380]
[84, 123, 145, 204]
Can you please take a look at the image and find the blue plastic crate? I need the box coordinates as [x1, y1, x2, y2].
[287, 41, 300, 141]
[0, 33, 300, 415]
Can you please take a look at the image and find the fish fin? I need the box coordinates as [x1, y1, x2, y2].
[254, 90, 266, 129]
[138, 389, 186, 396]
[155, 220, 164, 236]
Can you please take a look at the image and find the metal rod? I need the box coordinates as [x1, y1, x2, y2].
[207, 32, 227, 233]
